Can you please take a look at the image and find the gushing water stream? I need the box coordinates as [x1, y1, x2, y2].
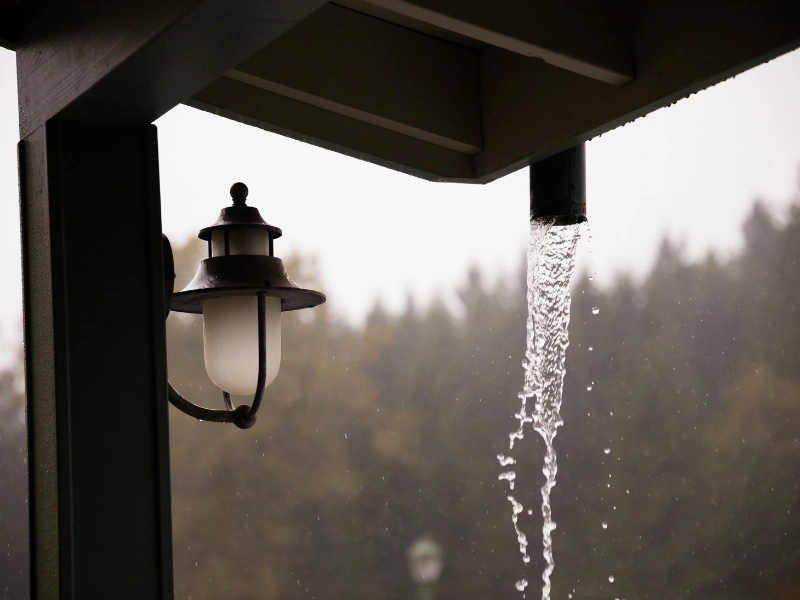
[499, 219, 582, 600]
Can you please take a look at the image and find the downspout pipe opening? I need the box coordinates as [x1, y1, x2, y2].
[530, 143, 587, 226]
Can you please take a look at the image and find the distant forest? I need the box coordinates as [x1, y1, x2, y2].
[1, 195, 799, 600]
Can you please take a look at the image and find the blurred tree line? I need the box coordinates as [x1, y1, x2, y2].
[1, 197, 799, 599]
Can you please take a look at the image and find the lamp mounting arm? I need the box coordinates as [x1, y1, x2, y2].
[162, 234, 264, 430]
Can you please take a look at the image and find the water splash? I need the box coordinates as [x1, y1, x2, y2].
[497, 454, 517, 467]
[500, 219, 582, 599]
[499, 471, 517, 490]
[507, 494, 530, 561]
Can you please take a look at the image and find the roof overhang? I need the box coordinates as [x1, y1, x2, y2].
[10, 0, 800, 183]
[190, 0, 800, 182]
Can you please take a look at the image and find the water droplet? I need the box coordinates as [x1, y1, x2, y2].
[515, 579, 528, 591]
[497, 454, 517, 466]
[592, 307, 600, 315]
[586, 385, 593, 391]
[527, 509, 533, 515]
[344, 433, 348, 440]
[499, 471, 517, 490]
[604, 448, 611, 454]
[608, 575, 615, 583]
[588, 346, 593, 351]
[602, 522, 608, 529]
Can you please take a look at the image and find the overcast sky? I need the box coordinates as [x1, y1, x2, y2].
[1, 46, 799, 360]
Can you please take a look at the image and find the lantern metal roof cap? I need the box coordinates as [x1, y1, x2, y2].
[170, 253, 326, 314]
[198, 182, 283, 241]
[169, 182, 326, 314]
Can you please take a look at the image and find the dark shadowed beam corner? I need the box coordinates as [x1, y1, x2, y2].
[13, 0, 328, 138]
[0, 0, 22, 50]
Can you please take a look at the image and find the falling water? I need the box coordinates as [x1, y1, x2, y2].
[499, 219, 582, 600]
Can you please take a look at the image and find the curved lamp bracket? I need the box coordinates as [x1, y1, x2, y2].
[162, 234, 264, 430]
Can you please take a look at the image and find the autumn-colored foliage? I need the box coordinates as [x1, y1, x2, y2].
[1, 198, 798, 599]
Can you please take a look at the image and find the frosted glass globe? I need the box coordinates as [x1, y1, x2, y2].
[202, 295, 281, 396]
[210, 229, 269, 256]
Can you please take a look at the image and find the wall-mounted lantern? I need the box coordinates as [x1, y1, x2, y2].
[163, 182, 325, 429]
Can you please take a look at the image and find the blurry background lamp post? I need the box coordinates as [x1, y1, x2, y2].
[163, 182, 325, 429]
[407, 536, 444, 600]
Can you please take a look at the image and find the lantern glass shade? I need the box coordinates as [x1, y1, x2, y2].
[202, 295, 281, 396]
[210, 228, 270, 256]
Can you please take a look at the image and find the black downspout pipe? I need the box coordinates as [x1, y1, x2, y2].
[530, 143, 587, 226]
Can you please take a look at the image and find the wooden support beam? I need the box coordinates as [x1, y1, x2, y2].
[354, 0, 635, 84]
[226, 4, 482, 154]
[20, 122, 173, 599]
[14, 0, 327, 138]
[189, 77, 476, 181]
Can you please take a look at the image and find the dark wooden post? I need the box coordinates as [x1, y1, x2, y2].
[19, 121, 173, 599]
[12, 2, 328, 596]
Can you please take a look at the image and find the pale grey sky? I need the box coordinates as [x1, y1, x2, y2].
[1, 46, 799, 361]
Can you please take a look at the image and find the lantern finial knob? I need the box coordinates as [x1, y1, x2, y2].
[230, 182, 249, 206]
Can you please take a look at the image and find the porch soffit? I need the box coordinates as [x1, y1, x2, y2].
[9, 0, 800, 183]
[190, 0, 800, 182]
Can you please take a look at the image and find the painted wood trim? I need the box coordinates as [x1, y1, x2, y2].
[231, 3, 483, 154]
[20, 124, 62, 600]
[359, 0, 634, 84]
